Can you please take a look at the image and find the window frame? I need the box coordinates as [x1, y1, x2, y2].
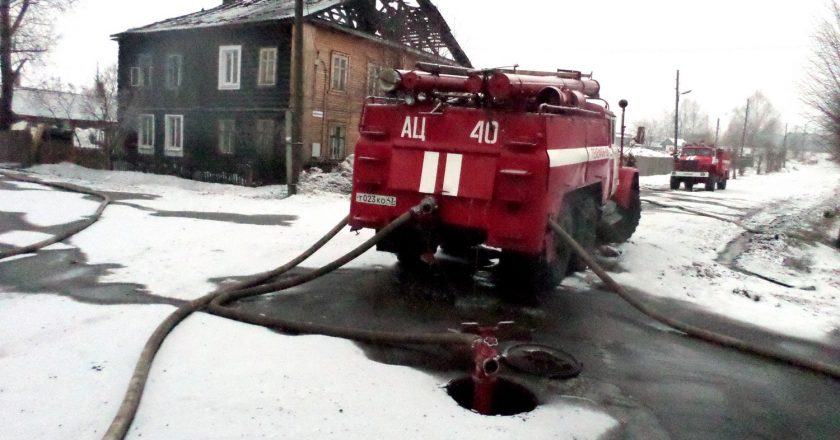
[366, 63, 383, 97]
[137, 114, 155, 154]
[218, 45, 242, 90]
[164, 114, 184, 156]
[138, 54, 152, 88]
[328, 123, 347, 159]
[255, 118, 276, 151]
[257, 47, 277, 87]
[218, 119, 236, 155]
[330, 52, 349, 92]
[165, 54, 183, 90]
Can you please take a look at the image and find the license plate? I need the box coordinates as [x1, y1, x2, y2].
[355, 192, 397, 207]
[672, 171, 709, 178]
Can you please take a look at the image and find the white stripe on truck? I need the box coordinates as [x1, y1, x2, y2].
[547, 146, 612, 168]
[419, 151, 440, 194]
[442, 153, 462, 197]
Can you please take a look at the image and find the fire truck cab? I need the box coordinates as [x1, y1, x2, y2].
[670, 144, 731, 191]
[349, 64, 641, 288]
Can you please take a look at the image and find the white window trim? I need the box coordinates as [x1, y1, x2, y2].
[257, 47, 277, 87]
[165, 54, 183, 90]
[138, 114, 154, 154]
[218, 45, 242, 90]
[331, 52, 349, 92]
[164, 114, 184, 157]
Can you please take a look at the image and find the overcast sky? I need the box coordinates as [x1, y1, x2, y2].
[44, 0, 827, 131]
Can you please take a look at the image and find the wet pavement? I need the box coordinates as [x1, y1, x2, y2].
[233, 261, 840, 440]
[2, 174, 840, 439]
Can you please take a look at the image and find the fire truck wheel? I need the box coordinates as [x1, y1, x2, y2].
[598, 186, 641, 244]
[549, 205, 576, 280]
[684, 182, 694, 191]
[717, 178, 727, 190]
[669, 177, 679, 190]
[705, 176, 716, 192]
[571, 197, 598, 272]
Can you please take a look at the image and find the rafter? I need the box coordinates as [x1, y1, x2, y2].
[315, 0, 471, 67]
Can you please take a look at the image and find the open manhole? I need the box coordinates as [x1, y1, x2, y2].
[502, 343, 582, 379]
[446, 377, 538, 416]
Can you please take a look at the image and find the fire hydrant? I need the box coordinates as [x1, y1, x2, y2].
[461, 321, 513, 415]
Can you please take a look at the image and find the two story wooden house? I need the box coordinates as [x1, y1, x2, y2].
[112, 0, 470, 184]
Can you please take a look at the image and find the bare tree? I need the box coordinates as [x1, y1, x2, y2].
[80, 65, 122, 169]
[723, 91, 782, 172]
[678, 99, 713, 143]
[803, 0, 840, 160]
[1, 0, 76, 130]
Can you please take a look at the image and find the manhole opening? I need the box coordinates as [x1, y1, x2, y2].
[446, 376, 538, 416]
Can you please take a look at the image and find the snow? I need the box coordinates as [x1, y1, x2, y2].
[121, 0, 343, 34]
[73, 128, 104, 149]
[0, 184, 100, 227]
[614, 156, 840, 340]
[2, 158, 839, 438]
[0, 163, 618, 439]
[0, 230, 53, 247]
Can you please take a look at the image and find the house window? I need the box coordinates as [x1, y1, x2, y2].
[258, 48, 277, 86]
[330, 53, 348, 92]
[218, 45, 242, 90]
[255, 119, 275, 152]
[164, 114, 184, 155]
[138, 114, 155, 154]
[131, 54, 153, 87]
[366, 64, 383, 96]
[218, 119, 236, 155]
[165, 54, 183, 90]
[329, 124, 346, 159]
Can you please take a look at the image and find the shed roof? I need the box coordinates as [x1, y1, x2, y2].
[13, 88, 98, 123]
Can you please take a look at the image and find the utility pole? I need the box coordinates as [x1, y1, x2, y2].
[782, 123, 788, 168]
[737, 98, 750, 179]
[714, 117, 720, 145]
[289, 0, 304, 195]
[674, 69, 679, 154]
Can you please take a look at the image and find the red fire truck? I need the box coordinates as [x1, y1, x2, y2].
[670, 144, 731, 191]
[349, 64, 640, 287]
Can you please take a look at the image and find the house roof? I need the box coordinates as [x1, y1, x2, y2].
[113, 0, 471, 67]
[13, 88, 99, 123]
[116, 0, 342, 34]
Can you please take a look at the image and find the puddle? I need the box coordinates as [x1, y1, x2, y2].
[113, 201, 297, 226]
[0, 248, 182, 306]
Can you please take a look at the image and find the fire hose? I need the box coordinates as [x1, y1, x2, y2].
[549, 219, 840, 380]
[1, 171, 838, 439]
[103, 197, 480, 440]
[0, 170, 111, 260]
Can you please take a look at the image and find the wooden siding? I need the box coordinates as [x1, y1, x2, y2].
[117, 23, 292, 183]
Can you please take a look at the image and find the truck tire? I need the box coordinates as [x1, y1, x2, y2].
[717, 178, 727, 190]
[669, 177, 679, 190]
[685, 182, 694, 191]
[571, 196, 598, 272]
[499, 204, 575, 291]
[705, 176, 716, 192]
[598, 184, 641, 244]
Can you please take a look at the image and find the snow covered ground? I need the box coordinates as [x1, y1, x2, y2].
[1, 158, 838, 439]
[570, 155, 840, 341]
[0, 164, 617, 439]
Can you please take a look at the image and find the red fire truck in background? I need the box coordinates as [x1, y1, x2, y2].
[348, 63, 641, 288]
[670, 144, 731, 191]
